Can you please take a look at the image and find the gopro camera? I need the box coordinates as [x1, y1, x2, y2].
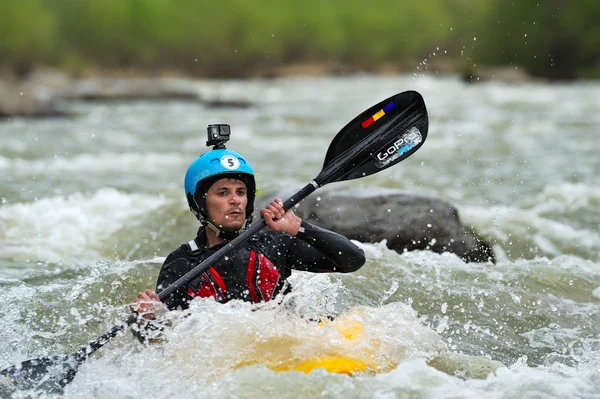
[206, 124, 231, 148]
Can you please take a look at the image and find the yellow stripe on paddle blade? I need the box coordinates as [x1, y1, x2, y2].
[372, 109, 385, 121]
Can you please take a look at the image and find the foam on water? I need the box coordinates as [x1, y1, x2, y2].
[0, 152, 186, 173]
[0, 283, 40, 364]
[462, 202, 600, 261]
[0, 188, 169, 266]
[530, 183, 600, 216]
[0, 256, 166, 371]
[59, 297, 599, 398]
[349, 245, 600, 368]
[63, 287, 503, 398]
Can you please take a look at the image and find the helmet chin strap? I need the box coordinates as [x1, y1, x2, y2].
[200, 217, 251, 241]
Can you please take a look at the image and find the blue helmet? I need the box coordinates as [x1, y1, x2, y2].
[184, 148, 256, 222]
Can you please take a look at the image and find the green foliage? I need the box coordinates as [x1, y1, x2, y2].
[471, 1, 600, 79]
[0, 0, 598, 79]
[0, 1, 56, 65]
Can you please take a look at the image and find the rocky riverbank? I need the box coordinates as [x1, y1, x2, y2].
[0, 68, 254, 119]
[0, 63, 535, 119]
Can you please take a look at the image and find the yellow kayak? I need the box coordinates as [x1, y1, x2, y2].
[159, 302, 482, 380]
[272, 355, 368, 375]
[233, 316, 376, 375]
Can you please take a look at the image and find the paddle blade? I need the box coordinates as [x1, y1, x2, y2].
[316, 91, 428, 185]
[0, 354, 82, 396]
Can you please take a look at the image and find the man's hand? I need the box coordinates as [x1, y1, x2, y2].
[260, 198, 302, 236]
[130, 289, 166, 320]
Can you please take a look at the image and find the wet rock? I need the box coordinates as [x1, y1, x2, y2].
[204, 99, 253, 109]
[60, 77, 256, 108]
[1, 68, 256, 115]
[262, 62, 351, 78]
[26, 68, 72, 92]
[61, 78, 202, 101]
[292, 188, 495, 263]
[0, 79, 69, 119]
[428, 352, 505, 379]
[461, 66, 533, 84]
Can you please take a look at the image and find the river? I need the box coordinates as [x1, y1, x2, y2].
[1, 75, 599, 398]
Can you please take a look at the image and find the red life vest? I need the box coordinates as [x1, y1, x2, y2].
[187, 249, 280, 304]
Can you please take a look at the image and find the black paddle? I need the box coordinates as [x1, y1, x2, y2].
[0, 90, 428, 396]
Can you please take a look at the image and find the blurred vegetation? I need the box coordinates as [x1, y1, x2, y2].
[0, 0, 598, 80]
[472, 1, 600, 80]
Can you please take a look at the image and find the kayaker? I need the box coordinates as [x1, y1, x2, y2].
[130, 143, 366, 329]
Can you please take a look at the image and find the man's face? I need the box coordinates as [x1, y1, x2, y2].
[205, 177, 248, 231]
